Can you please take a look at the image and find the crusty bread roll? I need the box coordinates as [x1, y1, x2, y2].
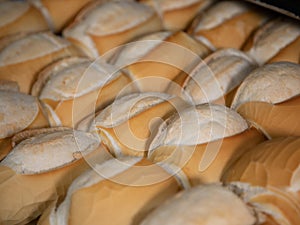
[110, 31, 211, 92]
[167, 48, 257, 107]
[28, 0, 93, 32]
[243, 17, 300, 65]
[31, 56, 136, 128]
[139, 0, 213, 31]
[89, 92, 188, 157]
[140, 184, 258, 225]
[0, 32, 83, 93]
[223, 137, 300, 225]
[63, 1, 163, 58]
[0, 129, 105, 225]
[188, 1, 269, 50]
[0, 0, 48, 38]
[38, 157, 186, 225]
[148, 104, 266, 185]
[231, 62, 300, 138]
[0, 90, 49, 160]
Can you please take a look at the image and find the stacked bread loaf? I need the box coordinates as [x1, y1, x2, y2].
[0, 0, 299, 224]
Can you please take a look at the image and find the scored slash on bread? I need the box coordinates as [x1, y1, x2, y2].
[188, 0, 270, 50]
[167, 48, 257, 107]
[147, 104, 266, 185]
[63, 1, 163, 58]
[231, 62, 300, 138]
[244, 17, 300, 65]
[32, 56, 136, 128]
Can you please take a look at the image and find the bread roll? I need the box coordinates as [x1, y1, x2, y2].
[167, 48, 257, 107]
[139, 0, 213, 31]
[110, 31, 211, 92]
[0, 90, 49, 160]
[0, 0, 48, 38]
[148, 104, 266, 185]
[63, 1, 163, 58]
[231, 62, 300, 138]
[188, 1, 269, 50]
[244, 17, 300, 65]
[223, 137, 300, 225]
[90, 92, 188, 157]
[0, 32, 83, 93]
[28, 0, 93, 32]
[141, 184, 258, 225]
[38, 157, 186, 225]
[0, 129, 105, 225]
[31, 56, 136, 128]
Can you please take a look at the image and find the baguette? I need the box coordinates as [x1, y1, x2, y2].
[38, 157, 186, 225]
[0, 129, 104, 225]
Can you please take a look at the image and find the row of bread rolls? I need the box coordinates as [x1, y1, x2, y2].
[0, 1, 299, 95]
[0, 0, 300, 224]
[2, 124, 299, 224]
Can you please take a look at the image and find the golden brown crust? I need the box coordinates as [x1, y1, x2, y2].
[41, 158, 181, 225]
[35, 0, 93, 32]
[236, 95, 300, 138]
